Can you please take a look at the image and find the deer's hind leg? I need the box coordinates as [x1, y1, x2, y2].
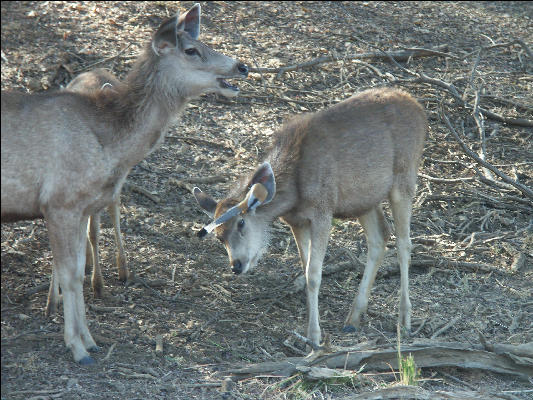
[344, 206, 390, 332]
[108, 200, 128, 282]
[87, 212, 104, 298]
[45, 267, 60, 317]
[389, 185, 414, 332]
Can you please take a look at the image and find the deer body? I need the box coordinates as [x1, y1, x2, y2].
[45, 69, 126, 317]
[194, 88, 427, 347]
[1, 4, 248, 364]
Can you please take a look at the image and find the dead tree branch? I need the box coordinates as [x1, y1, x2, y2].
[250, 45, 453, 78]
[441, 111, 533, 200]
[222, 341, 533, 380]
[345, 386, 511, 400]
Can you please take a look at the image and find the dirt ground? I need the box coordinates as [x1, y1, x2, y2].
[1, 1, 532, 399]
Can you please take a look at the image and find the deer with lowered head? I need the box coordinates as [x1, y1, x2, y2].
[1, 3, 248, 364]
[194, 87, 427, 349]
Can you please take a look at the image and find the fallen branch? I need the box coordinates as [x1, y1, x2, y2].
[222, 341, 533, 380]
[345, 386, 512, 400]
[441, 111, 533, 200]
[23, 283, 49, 298]
[382, 47, 533, 127]
[412, 74, 533, 127]
[250, 45, 453, 78]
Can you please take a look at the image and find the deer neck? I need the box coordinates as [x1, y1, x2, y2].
[106, 49, 188, 168]
[256, 164, 299, 223]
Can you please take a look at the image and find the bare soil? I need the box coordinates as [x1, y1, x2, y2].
[2, 2, 532, 399]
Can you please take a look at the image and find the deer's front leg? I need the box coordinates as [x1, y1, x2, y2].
[45, 210, 98, 364]
[303, 217, 331, 347]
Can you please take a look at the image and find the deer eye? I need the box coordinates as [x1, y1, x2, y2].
[237, 219, 245, 230]
[184, 48, 200, 56]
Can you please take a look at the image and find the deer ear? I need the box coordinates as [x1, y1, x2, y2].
[193, 187, 217, 218]
[249, 162, 276, 205]
[177, 3, 201, 40]
[153, 14, 179, 54]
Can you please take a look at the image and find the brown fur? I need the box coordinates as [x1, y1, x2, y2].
[2, 4, 247, 364]
[196, 87, 427, 347]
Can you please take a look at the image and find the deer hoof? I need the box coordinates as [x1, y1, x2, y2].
[87, 345, 100, 353]
[342, 325, 357, 333]
[79, 355, 95, 365]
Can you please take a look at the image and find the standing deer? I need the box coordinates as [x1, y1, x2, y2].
[194, 88, 427, 348]
[1, 3, 248, 364]
[46, 69, 126, 317]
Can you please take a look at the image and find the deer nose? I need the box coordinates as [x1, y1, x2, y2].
[237, 63, 249, 77]
[232, 259, 243, 274]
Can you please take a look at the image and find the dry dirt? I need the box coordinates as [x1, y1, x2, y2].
[1, 2, 532, 399]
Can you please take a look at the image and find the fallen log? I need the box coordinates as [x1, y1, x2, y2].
[221, 341, 533, 381]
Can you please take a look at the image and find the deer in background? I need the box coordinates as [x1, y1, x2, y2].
[45, 69, 126, 317]
[1, 3, 248, 364]
[194, 88, 427, 349]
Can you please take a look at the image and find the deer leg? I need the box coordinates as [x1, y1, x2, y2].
[389, 186, 413, 333]
[108, 199, 128, 281]
[290, 222, 311, 274]
[303, 217, 331, 347]
[45, 210, 98, 364]
[85, 215, 94, 275]
[45, 267, 60, 317]
[344, 206, 390, 332]
[88, 212, 104, 298]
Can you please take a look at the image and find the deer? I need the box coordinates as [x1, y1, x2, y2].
[1, 3, 248, 364]
[194, 87, 427, 349]
[45, 69, 126, 317]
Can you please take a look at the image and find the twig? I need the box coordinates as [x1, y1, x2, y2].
[463, 48, 482, 99]
[419, 173, 474, 184]
[283, 338, 307, 356]
[291, 330, 322, 352]
[411, 318, 427, 337]
[124, 182, 160, 203]
[480, 95, 533, 113]
[464, 39, 533, 60]
[182, 175, 227, 184]
[102, 342, 117, 362]
[6, 389, 64, 396]
[183, 382, 222, 388]
[473, 90, 494, 181]
[74, 43, 132, 73]
[166, 135, 234, 152]
[431, 316, 461, 339]
[155, 334, 164, 354]
[441, 111, 533, 200]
